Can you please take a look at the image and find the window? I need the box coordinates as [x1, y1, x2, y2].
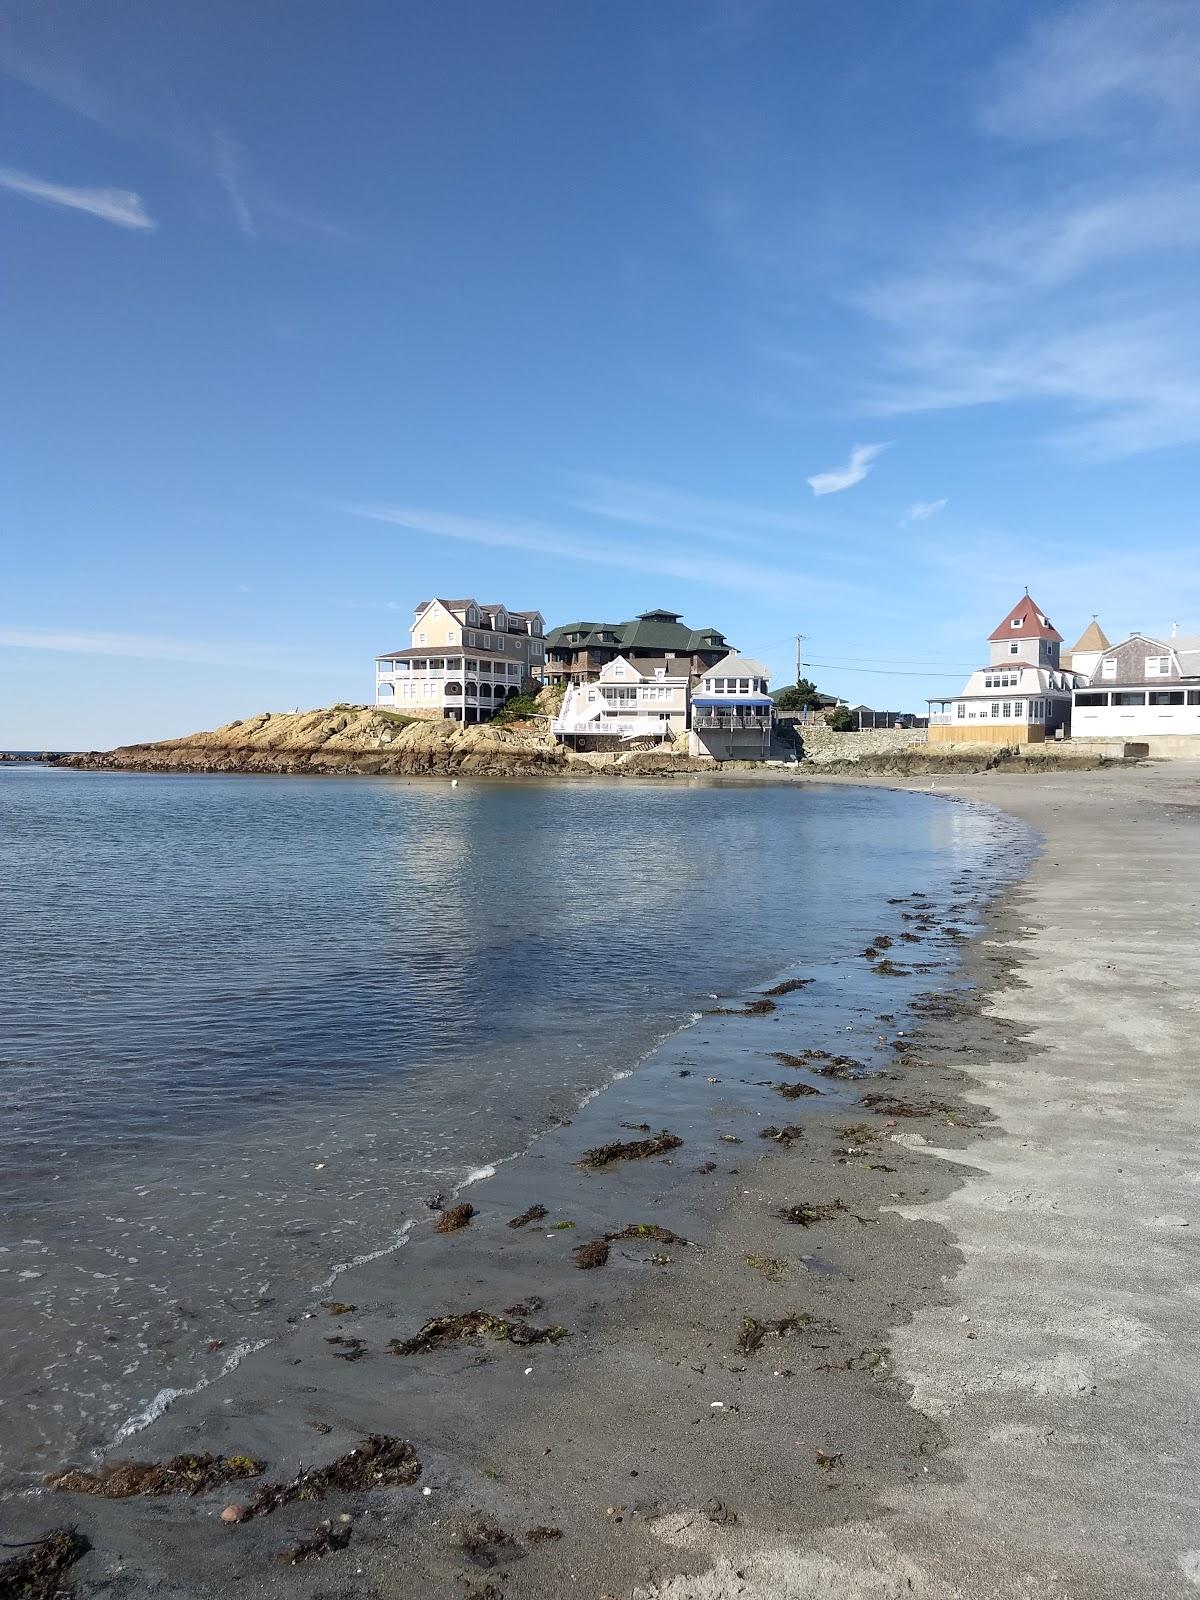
[956, 703, 965, 718]
[1101, 658, 1117, 679]
[1010, 618, 1022, 628]
[991, 702, 1000, 717]
[418, 631, 427, 645]
[1190, 691, 1200, 706]
[1076, 692, 1108, 707]
[1009, 642, 1019, 656]
[1149, 690, 1185, 706]
[1145, 656, 1171, 676]
[1002, 702, 1012, 718]
[1112, 691, 1146, 706]
[1012, 701, 1024, 718]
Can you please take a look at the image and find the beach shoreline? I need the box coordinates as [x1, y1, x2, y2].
[7, 762, 1198, 1599]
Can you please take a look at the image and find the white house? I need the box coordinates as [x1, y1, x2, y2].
[927, 594, 1080, 744]
[688, 654, 774, 761]
[375, 598, 545, 724]
[551, 655, 690, 748]
[1072, 630, 1200, 752]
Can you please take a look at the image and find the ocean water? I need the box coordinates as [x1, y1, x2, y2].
[0, 766, 1027, 1491]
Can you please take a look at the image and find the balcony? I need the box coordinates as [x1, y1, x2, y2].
[692, 714, 772, 732]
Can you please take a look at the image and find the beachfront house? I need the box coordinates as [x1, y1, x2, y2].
[550, 655, 690, 750]
[688, 654, 775, 761]
[927, 594, 1080, 745]
[544, 609, 734, 687]
[375, 598, 546, 723]
[1060, 618, 1111, 678]
[1072, 629, 1200, 753]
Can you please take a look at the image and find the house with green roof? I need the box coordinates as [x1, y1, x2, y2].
[544, 608, 734, 687]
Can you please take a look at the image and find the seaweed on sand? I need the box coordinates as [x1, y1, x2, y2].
[744, 1254, 788, 1280]
[248, 1436, 421, 1517]
[774, 1081, 822, 1099]
[45, 1452, 263, 1498]
[274, 1518, 353, 1565]
[571, 1240, 610, 1270]
[389, 1312, 567, 1356]
[448, 1515, 519, 1568]
[777, 1201, 846, 1227]
[506, 1204, 548, 1229]
[761, 977, 813, 996]
[860, 1092, 952, 1118]
[873, 959, 910, 977]
[577, 1130, 682, 1168]
[705, 997, 777, 1017]
[759, 1124, 804, 1146]
[735, 1312, 812, 1356]
[435, 1202, 475, 1234]
[0, 1529, 89, 1598]
[604, 1223, 688, 1244]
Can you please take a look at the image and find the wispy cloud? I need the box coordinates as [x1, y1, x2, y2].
[854, 184, 1200, 457]
[906, 498, 948, 523]
[335, 501, 847, 605]
[0, 626, 294, 669]
[563, 473, 819, 542]
[0, 165, 155, 230]
[980, 0, 1200, 142]
[807, 443, 887, 497]
[211, 124, 255, 237]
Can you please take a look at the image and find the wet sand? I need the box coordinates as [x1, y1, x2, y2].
[7, 762, 1198, 1600]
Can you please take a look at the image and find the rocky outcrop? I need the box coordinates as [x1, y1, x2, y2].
[56, 706, 710, 780]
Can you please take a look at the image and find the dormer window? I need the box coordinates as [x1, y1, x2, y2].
[1011, 618, 1023, 629]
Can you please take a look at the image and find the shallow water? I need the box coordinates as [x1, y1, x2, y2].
[0, 768, 1030, 1489]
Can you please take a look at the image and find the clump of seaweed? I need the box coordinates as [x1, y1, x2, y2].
[759, 1124, 804, 1146]
[274, 1518, 353, 1565]
[777, 1201, 846, 1227]
[873, 959, 910, 977]
[735, 1312, 812, 1356]
[507, 1204, 548, 1229]
[771, 1049, 822, 1068]
[577, 1130, 682, 1168]
[571, 1240, 610, 1270]
[326, 1336, 367, 1362]
[0, 1529, 89, 1598]
[389, 1312, 567, 1356]
[705, 997, 777, 1017]
[248, 1436, 421, 1517]
[321, 1300, 355, 1316]
[860, 1092, 952, 1118]
[774, 1081, 822, 1100]
[435, 1202, 475, 1234]
[502, 1295, 543, 1316]
[604, 1223, 688, 1244]
[744, 1253, 788, 1280]
[524, 1526, 562, 1543]
[761, 977, 813, 997]
[448, 1515, 519, 1568]
[45, 1452, 263, 1499]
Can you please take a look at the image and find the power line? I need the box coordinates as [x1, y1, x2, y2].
[804, 660, 963, 677]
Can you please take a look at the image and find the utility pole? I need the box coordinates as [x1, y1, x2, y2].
[795, 633, 809, 723]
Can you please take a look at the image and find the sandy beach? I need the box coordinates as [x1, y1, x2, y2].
[7, 761, 1198, 1600]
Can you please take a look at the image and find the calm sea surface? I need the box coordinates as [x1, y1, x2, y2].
[0, 767, 1027, 1491]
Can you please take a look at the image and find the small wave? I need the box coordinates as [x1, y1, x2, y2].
[110, 1338, 271, 1450]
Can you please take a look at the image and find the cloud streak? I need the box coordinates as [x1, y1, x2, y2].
[211, 124, 256, 237]
[0, 165, 155, 230]
[0, 626, 296, 669]
[807, 443, 887, 497]
[563, 473, 820, 542]
[906, 499, 948, 523]
[336, 501, 847, 605]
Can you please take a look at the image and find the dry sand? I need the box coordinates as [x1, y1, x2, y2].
[7, 761, 1199, 1600]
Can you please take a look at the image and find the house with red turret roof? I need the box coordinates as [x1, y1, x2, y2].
[927, 593, 1082, 745]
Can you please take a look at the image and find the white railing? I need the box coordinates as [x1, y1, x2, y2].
[693, 714, 772, 731]
[928, 714, 952, 726]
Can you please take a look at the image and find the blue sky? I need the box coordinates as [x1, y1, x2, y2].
[3, 0, 1199, 747]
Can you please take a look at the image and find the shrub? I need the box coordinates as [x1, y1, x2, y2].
[827, 706, 855, 732]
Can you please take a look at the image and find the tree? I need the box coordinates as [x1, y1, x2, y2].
[773, 678, 825, 712]
[827, 705, 855, 732]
